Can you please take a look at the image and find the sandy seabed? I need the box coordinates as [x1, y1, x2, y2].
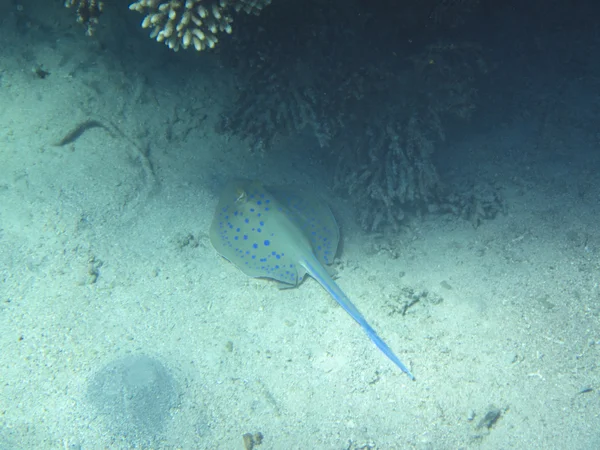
[1, 3, 599, 449]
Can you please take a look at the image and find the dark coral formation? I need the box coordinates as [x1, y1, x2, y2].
[218, 0, 487, 230]
[64, 0, 104, 35]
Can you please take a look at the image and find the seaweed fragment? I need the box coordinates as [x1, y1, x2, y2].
[54, 119, 108, 146]
[476, 407, 503, 430]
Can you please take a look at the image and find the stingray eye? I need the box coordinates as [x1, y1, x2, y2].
[235, 188, 247, 203]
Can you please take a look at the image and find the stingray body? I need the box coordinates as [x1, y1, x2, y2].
[210, 180, 414, 380]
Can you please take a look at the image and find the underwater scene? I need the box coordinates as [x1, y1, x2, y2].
[0, 0, 598, 448]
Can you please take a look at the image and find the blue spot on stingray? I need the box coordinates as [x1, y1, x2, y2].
[264, 240, 270, 246]
[236, 228, 240, 232]
[257, 228, 262, 232]
[244, 218, 249, 224]
[250, 208, 255, 212]
[276, 255, 281, 259]
[234, 236, 239, 240]
[257, 200, 262, 205]
[260, 221, 264, 226]
[243, 235, 248, 240]
[253, 243, 258, 249]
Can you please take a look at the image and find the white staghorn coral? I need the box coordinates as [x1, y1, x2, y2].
[129, 0, 272, 51]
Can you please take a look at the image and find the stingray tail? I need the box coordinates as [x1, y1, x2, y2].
[303, 257, 415, 380]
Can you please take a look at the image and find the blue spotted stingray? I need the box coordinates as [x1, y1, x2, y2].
[210, 180, 414, 380]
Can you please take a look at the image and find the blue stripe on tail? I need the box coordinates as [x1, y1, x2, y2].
[303, 257, 415, 380]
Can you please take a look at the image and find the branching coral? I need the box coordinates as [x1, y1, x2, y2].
[332, 111, 444, 231]
[128, 0, 272, 51]
[64, 0, 104, 36]
[219, 56, 335, 153]
[219, 16, 485, 230]
[329, 42, 483, 230]
[64, 0, 272, 50]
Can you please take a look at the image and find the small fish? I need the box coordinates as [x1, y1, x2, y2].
[210, 180, 414, 380]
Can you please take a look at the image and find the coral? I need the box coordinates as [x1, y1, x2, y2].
[332, 111, 444, 232]
[328, 42, 484, 231]
[64, 0, 272, 50]
[438, 182, 507, 228]
[219, 57, 335, 153]
[128, 0, 272, 51]
[217, 1, 349, 152]
[64, 0, 104, 36]
[234, 0, 272, 15]
[220, 49, 451, 231]
[217, 2, 486, 231]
